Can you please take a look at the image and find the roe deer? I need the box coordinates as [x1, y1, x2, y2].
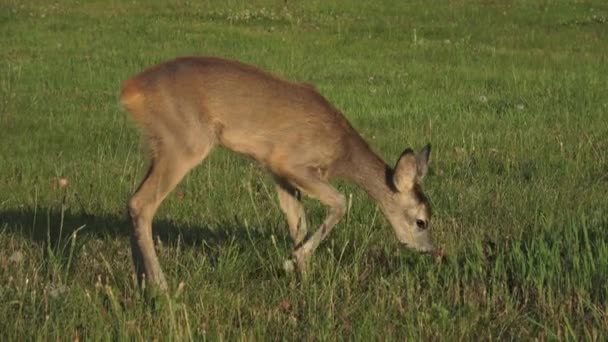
[121, 56, 434, 291]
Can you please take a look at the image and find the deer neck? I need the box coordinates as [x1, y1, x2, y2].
[340, 138, 394, 206]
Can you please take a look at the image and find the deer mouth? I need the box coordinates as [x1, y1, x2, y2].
[402, 242, 434, 254]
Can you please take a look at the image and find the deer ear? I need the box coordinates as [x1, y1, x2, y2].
[416, 144, 431, 180]
[393, 148, 417, 192]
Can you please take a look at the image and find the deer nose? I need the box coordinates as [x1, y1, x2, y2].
[421, 245, 434, 254]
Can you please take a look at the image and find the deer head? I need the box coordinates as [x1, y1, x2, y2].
[381, 144, 433, 252]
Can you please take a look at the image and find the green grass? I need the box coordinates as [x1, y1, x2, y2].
[1, 0, 607, 339]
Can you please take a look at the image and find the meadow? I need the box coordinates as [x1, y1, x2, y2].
[1, 0, 607, 339]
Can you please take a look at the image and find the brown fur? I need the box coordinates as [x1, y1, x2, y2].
[121, 56, 434, 290]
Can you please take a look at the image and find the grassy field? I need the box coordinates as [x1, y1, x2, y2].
[1, 0, 608, 339]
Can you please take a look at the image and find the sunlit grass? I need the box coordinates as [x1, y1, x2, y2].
[1, 0, 607, 339]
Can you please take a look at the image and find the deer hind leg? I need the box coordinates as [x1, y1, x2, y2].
[128, 138, 214, 291]
[275, 177, 308, 248]
[278, 168, 346, 276]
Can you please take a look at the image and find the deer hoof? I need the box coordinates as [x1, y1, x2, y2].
[283, 259, 296, 273]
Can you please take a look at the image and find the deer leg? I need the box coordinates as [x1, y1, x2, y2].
[128, 144, 212, 291]
[280, 168, 346, 276]
[275, 178, 308, 248]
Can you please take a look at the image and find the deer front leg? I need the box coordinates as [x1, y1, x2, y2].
[275, 178, 308, 247]
[280, 170, 346, 276]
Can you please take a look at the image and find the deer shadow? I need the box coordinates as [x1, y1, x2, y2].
[0, 206, 281, 266]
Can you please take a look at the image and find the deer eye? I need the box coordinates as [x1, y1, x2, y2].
[416, 219, 427, 230]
